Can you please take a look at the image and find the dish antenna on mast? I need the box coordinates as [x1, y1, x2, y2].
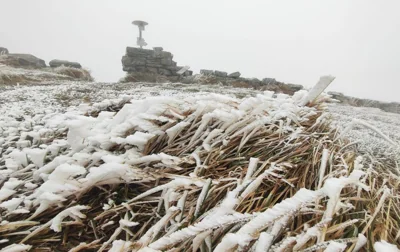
[132, 20, 148, 48]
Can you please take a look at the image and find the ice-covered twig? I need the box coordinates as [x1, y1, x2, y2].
[299, 75, 335, 106]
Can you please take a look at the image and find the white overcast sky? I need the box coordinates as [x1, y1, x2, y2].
[1, 0, 399, 102]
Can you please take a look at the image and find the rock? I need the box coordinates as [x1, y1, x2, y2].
[161, 57, 172, 66]
[126, 47, 153, 56]
[228, 71, 241, 78]
[183, 70, 193, 77]
[130, 58, 146, 66]
[262, 78, 276, 85]
[49, 59, 82, 69]
[121, 55, 133, 66]
[135, 66, 146, 72]
[250, 78, 261, 84]
[153, 47, 163, 57]
[161, 51, 173, 59]
[0, 47, 9, 55]
[146, 67, 158, 74]
[286, 84, 303, 92]
[214, 70, 228, 77]
[158, 68, 172, 76]
[327, 91, 344, 97]
[200, 69, 214, 75]
[146, 58, 161, 65]
[0, 54, 46, 68]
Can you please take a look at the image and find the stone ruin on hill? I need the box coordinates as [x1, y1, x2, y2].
[121, 47, 192, 77]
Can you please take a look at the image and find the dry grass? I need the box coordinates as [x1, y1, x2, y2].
[120, 72, 178, 83]
[0, 92, 399, 251]
[0, 64, 94, 85]
[53, 66, 94, 82]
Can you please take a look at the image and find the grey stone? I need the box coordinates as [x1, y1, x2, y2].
[122, 66, 136, 72]
[161, 57, 172, 66]
[183, 70, 193, 76]
[228, 71, 241, 78]
[146, 67, 158, 74]
[262, 78, 276, 85]
[0, 54, 46, 68]
[286, 84, 303, 92]
[146, 58, 161, 65]
[0, 47, 8, 55]
[158, 68, 172, 76]
[200, 69, 214, 75]
[214, 70, 228, 77]
[153, 47, 163, 57]
[130, 58, 146, 66]
[49, 59, 82, 69]
[135, 66, 146, 72]
[121, 55, 133, 66]
[126, 47, 153, 56]
[327, 91, 344, 97]
[161, 51, 173, 59]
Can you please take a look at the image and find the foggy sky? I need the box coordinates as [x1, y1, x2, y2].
[1, 0, 399, 102]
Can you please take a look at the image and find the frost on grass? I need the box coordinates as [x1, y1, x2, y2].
[0, 80, 399, 251]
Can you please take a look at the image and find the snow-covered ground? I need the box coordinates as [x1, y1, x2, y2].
[1, 81, 399, 161]
[1, 81, 399, 251]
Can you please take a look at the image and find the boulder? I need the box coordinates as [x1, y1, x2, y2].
[262, 78, 276, 85]
[161, 57, 173, 66]
[214, 70, 228, 77]
[0, 54, 46, 68]
[250, 78, 261, 84]
[228, 71, 241, 78]
[286, 84, 304, 92]
[126, 47, 153, 56]
[158, 68, 172, 76]
[161, 51, 173, 59]
[0, 47, 8, 55]
[146, 67, 158, 74]
[200, 69, 214, 75]
[183, 70, 193, 77]
[49, 59, 82, 69]
[153, 47, 163, 57]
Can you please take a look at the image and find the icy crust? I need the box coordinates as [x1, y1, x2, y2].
[329, 104, 400, 165]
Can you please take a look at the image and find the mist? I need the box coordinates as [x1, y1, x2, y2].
[1, 0, 399, 102]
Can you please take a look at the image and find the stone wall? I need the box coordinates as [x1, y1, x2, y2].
[122, 47, 192, 77]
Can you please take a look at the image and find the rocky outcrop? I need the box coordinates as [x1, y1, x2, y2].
[122, 47, 191, 77]
[200, 69, 214, 75]
[49, 59, 82, 69]
[184, 74, 304, 95]
[262, 78, 277, 85]
[0, 47, 8, 55]
[0, 54, 46, 68]
[214, 70, 227, 77]
[328, 92, 400, 114]
[228, 71, 241, 78]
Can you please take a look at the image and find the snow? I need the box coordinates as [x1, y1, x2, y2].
[324, 241, 347, 252]
[49, 205, 89, 232]
[0, 197, 24, 212]
[0, 80, 399, 250]
[374, 240, 400, 252]
[109, 240, 133, 252]
[354, 234, 367, 252]
[0, 244, 32, 252]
